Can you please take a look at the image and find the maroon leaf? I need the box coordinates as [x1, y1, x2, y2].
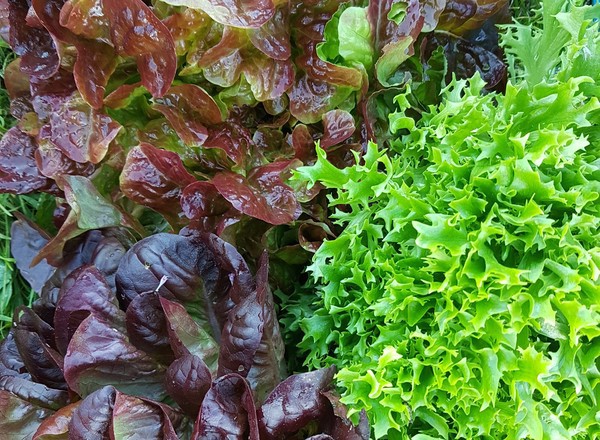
[242, 53, 294, 102]
[103, 0, 177, 97]
[163, 0, 275, 29]
[0, 127, 52, 194]
[73, 40, 118, 109]
[126, 293, 176, 365]
[8, 0, 59, 80]
[212, 161, 301, 225]
[68, 385, 115, 440]
[10, 217, 55, 293]
[437, 0, 507, 36]
[54, 265, 124, 354]
[0, 390, 54, 439]
[33, 402, 80, 439]
[320, 109, 356, 149]
[258, 366, 337, 439]
[59, 0, 110, 40]
[120, 143, 195, 225]
[204, 120, 253, 167]
[43, 93, 121, 164]
[181, 181, 231, 219]
[288, 74, 351, 125]
[165, 354, 212, 417]
[35, 133, 96, 180]
[159, 297, 219, 371]
[63, 315, 166, 399]
[193, 374, 259, 440]
[245, 253, 286, 403]
[248, 3, 291, 60]
[194, 27, 245, 88]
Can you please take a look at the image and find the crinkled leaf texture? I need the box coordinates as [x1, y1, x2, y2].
[292, 68, 600, 437]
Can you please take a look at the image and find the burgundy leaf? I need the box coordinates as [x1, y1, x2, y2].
[159, 297, 219, 371]
[320, 109, 356, 149]
[195, 27, 245, 88]
[153, 84, 223, 145]
[0, 390, 54, 439]
[59, 0, 110, 40]
[258, 366, 337, 439]
[120, 143, 196, 225]
[33, 402, 80, 439]
[63, 315, 166, 399]
[165, 354, 212, 417]
[248, 3, 291, 60]
[43, 93, 121, 164]
[54, 265, 124, 355]
[291, 123, 316, 162]
[0, 373, 70, 410]
[73, 40, 118, 109]
[204, 120, 253, 167]
[126, 293, 175, 365]
[103, 0, 177, 97]
[0, 127, 52, 194]
[163, 7, 211, 56]
[68, 385, 115, 440]
[421, 0, 447, 32]
[8, 0, 59, 80]
[321, 391, 370, 440]
[298, 42, 363, 89]
[288, 74, 349, 125]
[193, 374, 259, 440]
[212, 161, 301, 225]
[245, 253, 286, 403]
[181, 181, 231, 220]
[161, 0, 274, 29]
[242, 53, 294, 102]
[111, 391, 180, 440]
[10, 217, 55, 293]
[35, 133, 96, 180]
[0, 330, 27, 374]
[437, 0, 507, 36]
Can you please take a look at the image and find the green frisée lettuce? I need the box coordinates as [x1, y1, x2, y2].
[288, 3, 600, 437]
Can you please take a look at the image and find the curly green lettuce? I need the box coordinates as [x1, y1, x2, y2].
[287, 3, 600, 436]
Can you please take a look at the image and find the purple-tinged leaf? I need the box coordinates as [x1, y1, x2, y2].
[153, 84, 223, 145]
[288, 74, 350, 125]
[298, 42, 362, 89]
[204, 120, 253, 167]
[35, 133, 96, 181]
[54, 265, 124, 355]
[242, 53, 294, 102]
[126, 293, 176, 366]
[41, 93, 121, 164]
[63, 315, 166, 399]
[0, 0, 9, 42]
[421, 0, 447, 32]
[68, 385, 115, 440]
[0, 390, 54, 439]
[59, 0, 110, 40]
[10, 217, 55, 293]
[258, 366, 337, 439]
[320, 109, 355, 149]
[291, 124, 316, 162]
[0, 330, 27, 374]
[163, 7, 211, 56]
[111, 391, 179, 440]
[33, 402, 80, 440]
[73, 40, 118, 109]
[120, 143, 195, 225]
[306, 436, 334, 440]
[193, 27, 245, 87]
[248, 3, 291, 60]
[159, 297, 219, 372]
[165, 354, 211, 417]
[193, 374, 259, 440]
[245, 253, 286, 403]
[437, 0, 507, 36]
[181, 181, 231, 220]
[0, 374, 70, 410]
[8, 0, 59, 80]
[13, 308, 66, 390]
[103, 0, 177, 97]
[212, 161, 301, 225]
[321, 391, 370, 440]
[0, 127, 52, 194]
[160, 0, 274, 29]
[88, 231, 129, 290]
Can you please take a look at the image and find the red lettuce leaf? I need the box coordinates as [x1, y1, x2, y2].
[33, 401, 79, 439]
[120, 143, 196, 225]
[212, 161, 301, 225]
[258, 366, 336, 439]
[126, 293, 176, 366]
[0, 390, 54, 438]
[10, 217, 55, 293]
[181, 181, 232, 220]
[193, 373, 259, 440]
[54, 265, 124, 354]
[68, 385, 115, 440]
[165, 354, 212, 417]
[242, 52, 294, 102]
[103, 0, 176, 97]
[0, 127, 52, 194]
[320, 109, 356, 149]
[204, 120, 253, 167]
[159, 297, 219, 372]
[437, 0, 507, 36]
[160, 0, 274, 29]
[43, 93, 121, 164]
[248, 3, 291, 60]
[63, 314, 166, 399]
[8, 0, 59, 80]
[59, 0, 110, 40]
